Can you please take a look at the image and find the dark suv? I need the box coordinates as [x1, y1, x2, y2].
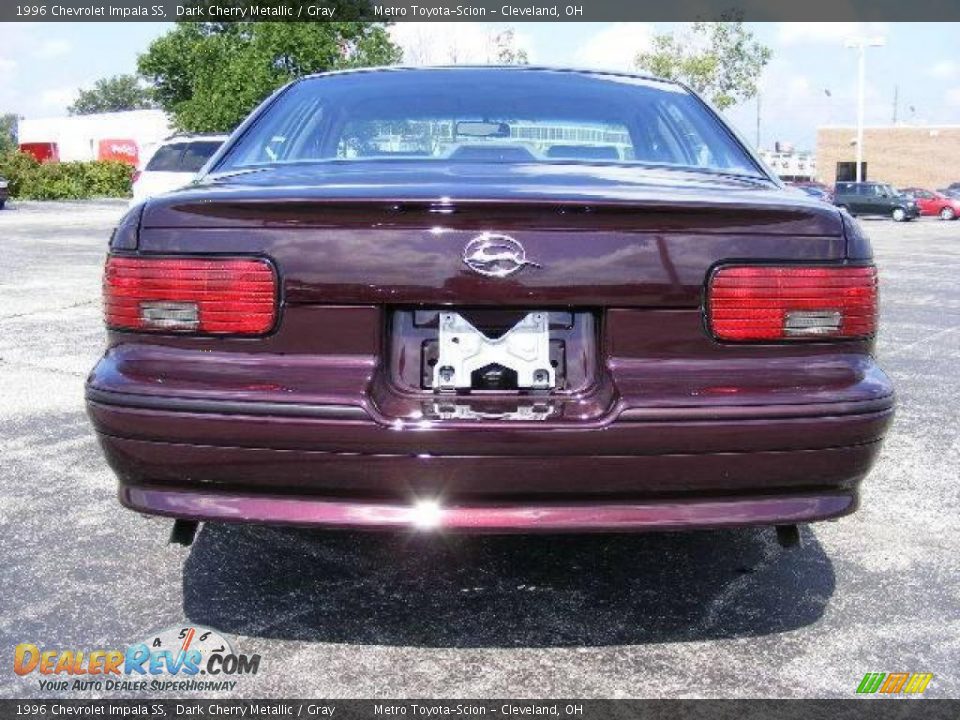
[834, 181, 919, 221]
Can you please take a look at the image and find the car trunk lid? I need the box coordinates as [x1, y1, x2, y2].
[137, 163, 845, 309]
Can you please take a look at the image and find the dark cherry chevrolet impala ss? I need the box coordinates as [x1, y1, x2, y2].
[85, 67, 894, 539]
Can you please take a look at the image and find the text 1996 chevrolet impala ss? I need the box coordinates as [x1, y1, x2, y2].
[85, 67, 894, 540]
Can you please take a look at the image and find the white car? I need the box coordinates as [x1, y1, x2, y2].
[130, 135, 227, 206]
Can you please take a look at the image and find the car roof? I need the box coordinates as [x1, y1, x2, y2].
[161, 133, 230, 144]
[298, 64, 683, 89]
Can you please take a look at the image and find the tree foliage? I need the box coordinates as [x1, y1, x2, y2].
[634, 20, 771, 110]
[68, 75, 155, 115]
[0, 151, 132, 199]
[138, 21, 402, 133]
[493, 29, 529, 65]
[0, 113, 18, 155]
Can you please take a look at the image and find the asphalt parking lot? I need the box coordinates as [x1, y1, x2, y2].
[1, 199, 957, 699]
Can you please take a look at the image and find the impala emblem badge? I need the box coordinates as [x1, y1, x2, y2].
[462, 233, 541, 278]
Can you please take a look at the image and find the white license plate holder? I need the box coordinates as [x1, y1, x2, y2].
[431, 311, 555, 391]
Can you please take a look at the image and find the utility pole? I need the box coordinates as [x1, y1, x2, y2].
[756, 93, 761, 149]
[845, 35, 886, 183]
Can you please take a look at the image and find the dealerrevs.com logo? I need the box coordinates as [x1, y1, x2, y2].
[13, 625, 261, 693]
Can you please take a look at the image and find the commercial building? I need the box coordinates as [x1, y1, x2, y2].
[758, 147, 816, 181]
[17, 109, 173, 166]
[816, 125, 960, 188]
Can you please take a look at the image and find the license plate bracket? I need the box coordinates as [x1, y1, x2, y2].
[431, 311, 556, 392]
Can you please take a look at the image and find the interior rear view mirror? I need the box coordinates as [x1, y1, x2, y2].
[455, 121, 510, 138]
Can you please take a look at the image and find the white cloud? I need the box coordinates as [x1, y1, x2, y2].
[946, 88, 960, 107]
[777, 22, 889, 46]
[389, 23, 534, 66]
[725, 56, 844, 149]
[0, 57, 17, 74]
[33, 39, 72, 60]
[726, 47, 906, 151]
[40, 86, 77, 110]
[572, 23, 653, 72]
[757, 67, 820, 134]
[756, 59, 808, 99]
[929, 61, 957, 79]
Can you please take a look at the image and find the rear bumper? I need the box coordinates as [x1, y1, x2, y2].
[89, 395, 891, 531]
[120, 483, 857, 533]
[86, 339, 894, 531]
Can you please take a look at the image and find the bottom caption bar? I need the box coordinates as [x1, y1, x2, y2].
[2, 700, 958, 719]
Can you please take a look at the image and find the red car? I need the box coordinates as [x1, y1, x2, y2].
[85, 68, 894, 543]
[902, 187, 960, 220]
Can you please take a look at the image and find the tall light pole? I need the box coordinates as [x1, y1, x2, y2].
[845, 36, 886, 182]
[756, 93, 761, 149]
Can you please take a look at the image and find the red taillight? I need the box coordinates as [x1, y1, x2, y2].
[707, 265, 877, 342]
[104, 256, 277, 335]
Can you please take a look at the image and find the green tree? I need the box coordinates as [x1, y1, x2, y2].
[68, 75, 154, 115]
[0, 113, 18, 155]
[138, 21, 402, 133]
[493, 28, 529, 65]
[634, 20, 771, 110]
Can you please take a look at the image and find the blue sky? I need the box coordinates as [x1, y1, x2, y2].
[1, 22, 958, 150]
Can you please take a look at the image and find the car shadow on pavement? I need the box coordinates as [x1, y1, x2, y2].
[182, 522, 834, 648]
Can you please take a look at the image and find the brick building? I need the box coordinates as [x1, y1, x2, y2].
[816, 125, 960, 188]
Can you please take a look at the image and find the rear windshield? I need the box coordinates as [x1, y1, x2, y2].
[180, 141, 223, 172]
[147, 140, 222, 172]
[145, 143, 186, 172]
[217, 70, 762, 177]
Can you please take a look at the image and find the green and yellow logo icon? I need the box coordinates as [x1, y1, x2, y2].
[857, 672, 933, 694]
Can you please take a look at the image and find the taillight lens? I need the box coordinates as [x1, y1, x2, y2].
[707, 265, 877, 341]
[104, 256, 277, 335]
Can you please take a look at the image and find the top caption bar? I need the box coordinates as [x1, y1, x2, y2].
[4, 0, 960, 22]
